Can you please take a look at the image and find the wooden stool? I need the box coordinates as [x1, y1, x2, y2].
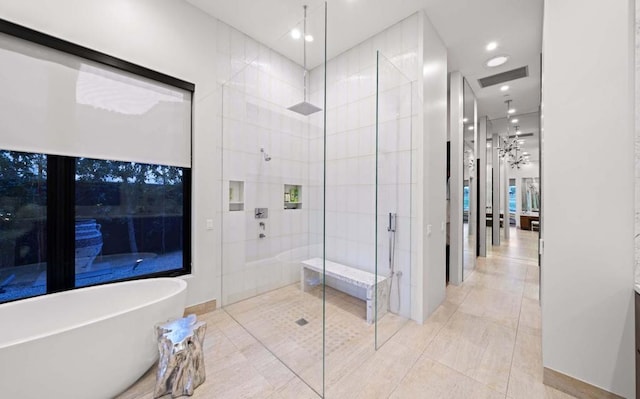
[154, 314, 206, 398]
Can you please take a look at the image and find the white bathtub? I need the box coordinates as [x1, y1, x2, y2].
[0, 277, 187, 399]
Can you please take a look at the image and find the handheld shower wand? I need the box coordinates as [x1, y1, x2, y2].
[387, 212, 401, 313]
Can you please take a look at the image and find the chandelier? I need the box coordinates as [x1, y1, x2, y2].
[496, 99, 529, 169]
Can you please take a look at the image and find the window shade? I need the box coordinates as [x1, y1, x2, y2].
[0, 32, 192, 167]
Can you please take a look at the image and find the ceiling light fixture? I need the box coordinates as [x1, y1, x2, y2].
[500, 85, 509, 92]
[486, 41, 498, 51]
[305, 34, 314, 42]
[462, 117, 468, 123]
[468, 126, 474, 131]
[486, 55, 509, 67]
[508, 108, 516, 114]
[496, 100, 528, 169]
[291, 28, 301, 40]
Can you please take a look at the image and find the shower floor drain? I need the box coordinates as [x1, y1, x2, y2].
[295, 318, 308, 326]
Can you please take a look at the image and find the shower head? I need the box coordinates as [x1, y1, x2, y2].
[260, 148, 271, 162]
[287, 5, 322, 116]
[288, 101, 322, 116]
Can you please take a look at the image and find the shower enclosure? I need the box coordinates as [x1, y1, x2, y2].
[219, 4, 414, 396]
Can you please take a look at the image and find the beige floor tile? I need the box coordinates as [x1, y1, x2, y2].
[424, 311, 516, 393]
[445, 282, 473, 306]
[458, 286, 523, 330]
[390, 356, 505, 399]
[391, 300, 457, 352]
[519, 296, 541, 333]
[464, 267, 526, 295]
[326, 340, 420, 399]
[277, 377, 321, 399]
[508, 368, 577, 399]
[524, 280, 541, 301]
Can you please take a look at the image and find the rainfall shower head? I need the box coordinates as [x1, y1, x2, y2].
[288, 5, 322, 116]
[288, 101, 322, 116]
[260, 148, 271, 162]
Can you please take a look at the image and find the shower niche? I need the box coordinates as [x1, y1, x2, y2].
[228, 180, 244, 211]
[284, 184, 302, 210]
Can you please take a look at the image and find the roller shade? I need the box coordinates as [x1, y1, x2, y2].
[0, 32, 192, 167]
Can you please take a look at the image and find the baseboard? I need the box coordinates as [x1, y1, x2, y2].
[184, 299, 217, 316]
[543, 367, 624, 399]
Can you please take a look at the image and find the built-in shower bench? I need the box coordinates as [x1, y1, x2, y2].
[301, 257, 388, 324]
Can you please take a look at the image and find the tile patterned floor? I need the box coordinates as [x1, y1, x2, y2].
[118, 228, 576, 399]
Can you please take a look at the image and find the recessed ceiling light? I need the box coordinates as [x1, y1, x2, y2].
[487, 143, 491, 148]
[305, 34, 314, 42]
[486, 55, 509, 67]
[291, 29, 301, 40]
[486, 41, 498, 51]
[468, 126, 474, 131]
[523, 152, 529, 155]
[500, 85, 509, 92]
[511, 118, 519, 123]
[508, 108, 516, 114]
[462, 117, 468, 123]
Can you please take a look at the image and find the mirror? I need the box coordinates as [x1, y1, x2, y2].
[462, 79, 477, 277]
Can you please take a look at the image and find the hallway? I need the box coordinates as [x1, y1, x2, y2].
[118, 228, 574, 399]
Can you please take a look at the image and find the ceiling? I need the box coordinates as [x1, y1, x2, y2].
[186, 0, 543, 120]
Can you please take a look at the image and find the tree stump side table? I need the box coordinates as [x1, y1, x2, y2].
[154, 314, 207, 398]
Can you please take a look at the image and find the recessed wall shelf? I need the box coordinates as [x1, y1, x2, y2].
[229, 181, 244, 211]
[284, 184, 302, 210]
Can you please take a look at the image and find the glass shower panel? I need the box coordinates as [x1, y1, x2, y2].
[374, 51, 412, 349]
[220, 2, 326, 396]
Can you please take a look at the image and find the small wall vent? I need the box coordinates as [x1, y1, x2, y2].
[478, 66, 529, 88]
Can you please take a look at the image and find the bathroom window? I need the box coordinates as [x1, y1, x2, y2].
[0, 150, 47, 302]
[0, 151, 191, 304]
[0, 19, 193, 303]
[75, 158, 188, 288]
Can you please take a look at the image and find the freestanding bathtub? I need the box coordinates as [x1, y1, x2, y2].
[0, 277, 187, 399]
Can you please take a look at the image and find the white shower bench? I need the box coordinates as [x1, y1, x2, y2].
[301, 257, 388, 324]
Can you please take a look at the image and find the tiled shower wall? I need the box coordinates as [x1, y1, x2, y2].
[219, 21, 312, 305]
[308, 14, 420, 318]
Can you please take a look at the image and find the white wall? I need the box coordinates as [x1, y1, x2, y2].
[417, 11, 447, 320]
[0, 0, 228, 308]
[542, 0, 635, 396]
